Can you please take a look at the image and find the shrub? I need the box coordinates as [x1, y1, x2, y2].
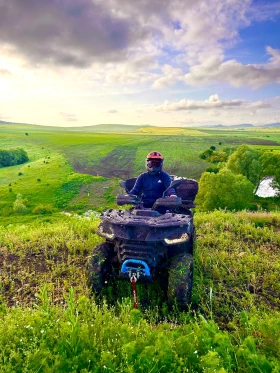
[13, 194, 28, 213]
[0, 148, 29, 167]
[196, 168, 255, 211]
[32, 204, 53, 215]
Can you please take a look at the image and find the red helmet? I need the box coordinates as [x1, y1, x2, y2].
[146, 151, 164, 174]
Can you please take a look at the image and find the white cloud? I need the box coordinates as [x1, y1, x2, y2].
[247, 1, 280, 22]
[152, 65, 183, 88]
[267, 46, 280, 65]
[107, 109, 119, 114]
[154, 94, 271, 111]
[183, 48, 280, 88]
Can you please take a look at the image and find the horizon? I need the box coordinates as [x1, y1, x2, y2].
[0, 0, 280, 128]
[1, 120, 280, 129]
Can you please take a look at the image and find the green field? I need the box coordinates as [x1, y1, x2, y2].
[1, 123, 280, 220]
[0, 123, 280, 372]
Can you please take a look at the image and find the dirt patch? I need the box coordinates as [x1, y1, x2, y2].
[73, 146, 138, 179]
[0, 247, 89, 307]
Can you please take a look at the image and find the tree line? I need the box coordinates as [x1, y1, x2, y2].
[0, 148, 29, 168]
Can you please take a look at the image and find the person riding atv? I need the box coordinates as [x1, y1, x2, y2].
[129, 151, 177, 208]
[87, 152, 198, 309]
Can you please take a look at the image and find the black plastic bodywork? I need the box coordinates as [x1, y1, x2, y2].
[96, 177, 198, 283]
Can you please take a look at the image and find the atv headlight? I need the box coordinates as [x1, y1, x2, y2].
[164, 232, 189, 245]
[98, 225, 115, 239]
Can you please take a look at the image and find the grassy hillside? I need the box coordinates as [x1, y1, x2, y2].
[0, 211, 279, 372]
[1, 123, 279, 221]
[0, 124, 280, 371]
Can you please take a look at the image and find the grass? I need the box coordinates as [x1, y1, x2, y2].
[0, 123, 280, 371]
[0, 211, 280, 372]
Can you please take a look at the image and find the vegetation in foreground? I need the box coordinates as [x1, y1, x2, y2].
[0, 211, 279, 372]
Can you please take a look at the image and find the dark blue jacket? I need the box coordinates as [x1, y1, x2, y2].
[129, 171, 176, 207]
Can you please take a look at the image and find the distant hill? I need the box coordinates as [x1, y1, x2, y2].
[259, 122, 280, 128]
[0, 122, 151, 133]
[1, 120, 279, 130]
[201, 123, 280, 129]
[71, 124, 147, 132]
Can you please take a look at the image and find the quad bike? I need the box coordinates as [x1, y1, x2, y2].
[87, 176, 198, 309]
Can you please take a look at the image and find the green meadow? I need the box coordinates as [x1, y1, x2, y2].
[1, 123, 280, 220]
[0, 123, 280, 372]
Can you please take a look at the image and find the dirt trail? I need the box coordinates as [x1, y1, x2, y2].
[73, 146, 138, 179]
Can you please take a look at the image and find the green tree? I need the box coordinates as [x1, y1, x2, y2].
[13, 194, 28, 213]
[226, 144, 263, 190]
[260, 152, 280, 191]
[196, 169, 254, 211]
[0, 148, 29, 168]
[199, 148, 214, 160]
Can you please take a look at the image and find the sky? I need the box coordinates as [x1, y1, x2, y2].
[0, 0, 280, 127]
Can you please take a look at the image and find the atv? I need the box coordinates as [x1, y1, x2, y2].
[88, 176, 198, 309]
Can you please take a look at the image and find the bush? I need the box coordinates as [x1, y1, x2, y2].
[13, 194, 28, 213]
[196, 168, 255, 211]
[0, 148, 29, 167]
[32, 204, 53, 215]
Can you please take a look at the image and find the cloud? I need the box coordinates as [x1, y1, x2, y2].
[107, 109, 119, 114]
[0, 0, 275, 70]
[0, 0, 149, 67]
[59, 112, 77, 122]
[183, 47, 280, 88]
[152, 65, 183, 88]
[247, 1, 280, 22]
[154, 94, 271, 112]
[0, 0, 279, 100]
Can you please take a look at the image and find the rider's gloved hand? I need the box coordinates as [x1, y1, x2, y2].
[169, 194, 177, 198]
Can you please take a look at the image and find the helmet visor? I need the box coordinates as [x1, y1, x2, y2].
[147, 159, 162, 169]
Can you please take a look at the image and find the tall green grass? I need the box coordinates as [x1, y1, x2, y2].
[0, 211, 280, 372]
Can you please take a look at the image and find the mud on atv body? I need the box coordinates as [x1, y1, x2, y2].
[88, 176, 198, 309]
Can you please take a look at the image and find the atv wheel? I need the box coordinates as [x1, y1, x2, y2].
[167, 253, 193, 309]
[87, 243, 113, 294]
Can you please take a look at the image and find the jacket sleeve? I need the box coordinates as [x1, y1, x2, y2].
[129, 174, 143, 196]
[163, 173, 176, 196]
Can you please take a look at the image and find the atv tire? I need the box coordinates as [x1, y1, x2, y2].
[87, 242, 113, 294]
[167, 253, 193, 309]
